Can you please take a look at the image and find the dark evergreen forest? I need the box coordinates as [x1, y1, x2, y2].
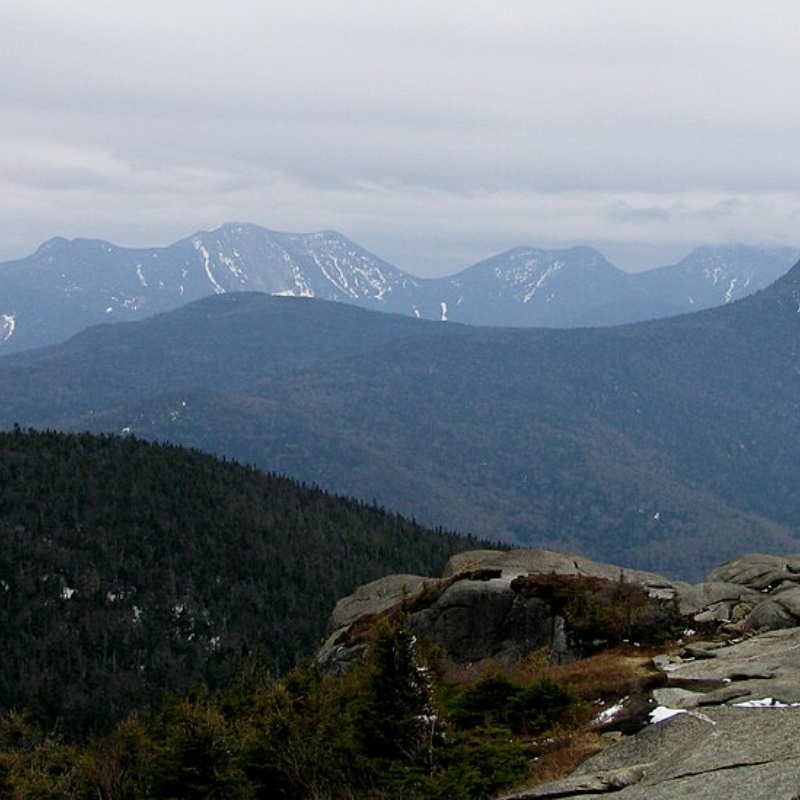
[0, 429, 484, 736]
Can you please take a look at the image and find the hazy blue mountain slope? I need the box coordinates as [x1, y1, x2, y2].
[425, 246, 652, 326]
[0, 224, 423, 353]
[0, 224, 796, 353]
[633, 244, 799, 311]
[2, 266, 799, 580]
[0, 293, 444, 424]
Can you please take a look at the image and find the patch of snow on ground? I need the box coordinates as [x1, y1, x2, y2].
[594, 697, 627, 725]
[649, 706, 686, 724]
[440, 301, 448, 321]
[733, 697, 800, 708]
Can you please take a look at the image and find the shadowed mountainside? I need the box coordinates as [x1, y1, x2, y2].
[1, 262, 799, 579]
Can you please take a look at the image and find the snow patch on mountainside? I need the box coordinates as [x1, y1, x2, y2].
[1, 313, 15, 342]
[218, 252, 246, 282]
[522, 262, 562, 303]
[1, 228, 797, 355]
[193, 239, 226, 295]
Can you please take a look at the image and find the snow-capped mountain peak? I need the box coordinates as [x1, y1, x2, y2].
[0, 227, 797, 354]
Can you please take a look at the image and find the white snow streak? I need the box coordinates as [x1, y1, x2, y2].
[1, 313, 16, 341]
[193, 239, 225, 295]
[522, 262, 562, 303]
[279, 249, 314, 297]
[218, 252, 246, 281]
[136, 263, 148, 288]
[733, 697, 800, 708]
[313, 252, 356, 298]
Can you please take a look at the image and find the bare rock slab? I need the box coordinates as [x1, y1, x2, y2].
[506, 706, 800, 799]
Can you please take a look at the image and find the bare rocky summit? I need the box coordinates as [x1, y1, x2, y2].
[320, 549, 800, 671]
[321, 549, 800, 799]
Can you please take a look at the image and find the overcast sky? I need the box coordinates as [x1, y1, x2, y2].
[2, 1, 800, 275]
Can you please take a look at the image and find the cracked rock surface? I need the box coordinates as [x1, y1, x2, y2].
[319, 550, 800, 797]
[501, 706, 800, 799]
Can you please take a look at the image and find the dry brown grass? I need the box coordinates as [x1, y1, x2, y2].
[441, 646, 665, 704]
[528, 729, 608, 787]
[546, 648, 666, 703]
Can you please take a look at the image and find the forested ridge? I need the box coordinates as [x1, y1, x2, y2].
[3, 261, 800, 580]
[0, 429, 484, 736]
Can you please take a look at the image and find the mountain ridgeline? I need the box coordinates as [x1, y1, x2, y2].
[0, 429, 482, 734]
[0, 222, 796, 353]
[1, 261, 799, 580]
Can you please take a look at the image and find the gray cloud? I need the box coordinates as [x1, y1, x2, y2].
[1, 1, 800, 274]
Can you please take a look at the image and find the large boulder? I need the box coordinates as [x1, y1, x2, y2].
[410, 573, 565, 663]
[318, 549, 684, 671]
[325, 573, 433, 633]
[677, 581, 762, 624]
[319, 551, 800, 674]
[707, 553, 800, 590]
[319, 549, 800, 796]
[744, 586, 800, 632]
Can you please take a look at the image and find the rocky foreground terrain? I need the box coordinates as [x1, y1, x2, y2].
[321, 550, 800, 798]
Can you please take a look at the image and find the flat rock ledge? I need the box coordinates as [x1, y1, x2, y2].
[503, 613, 800, 798]
[501, 706, 800, 799]
[320, 551, 800, 797]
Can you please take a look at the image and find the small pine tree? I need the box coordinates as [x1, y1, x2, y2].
[360, 621, 436, 762]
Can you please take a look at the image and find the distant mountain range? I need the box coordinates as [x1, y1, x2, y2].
[2, 261, 799, 581]
[0, 222, 796, 353]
